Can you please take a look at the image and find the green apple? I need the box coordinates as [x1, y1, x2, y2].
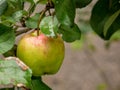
[17, 30, 65, 76]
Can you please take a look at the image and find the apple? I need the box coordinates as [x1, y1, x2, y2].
[17, 30, 65, 76]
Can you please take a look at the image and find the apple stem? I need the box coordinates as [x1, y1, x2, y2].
[37, 29, 39, 36]
[37, 0, 54, 36]
[37, 8, 47, 36]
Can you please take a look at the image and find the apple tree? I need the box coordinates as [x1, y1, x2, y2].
[0, 0, 120, 89]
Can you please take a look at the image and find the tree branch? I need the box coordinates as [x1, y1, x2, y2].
[15, 28, 32, 36]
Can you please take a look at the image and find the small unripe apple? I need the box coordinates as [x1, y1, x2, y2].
[17, 30, 65, 76]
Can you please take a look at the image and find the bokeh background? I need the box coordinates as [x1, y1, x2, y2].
[42, 0, 120, 90]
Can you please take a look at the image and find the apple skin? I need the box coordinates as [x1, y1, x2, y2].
[17, 31, 65, 76]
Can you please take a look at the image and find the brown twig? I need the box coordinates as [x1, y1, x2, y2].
[20, 17, 26, 27]
[15, 28, 32, 36]
[47, 0, 53, 15]
[16, 0, 54, 36]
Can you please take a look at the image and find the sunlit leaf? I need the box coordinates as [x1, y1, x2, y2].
[12, 10, 28, 22]
[90, 0, 120, 40]
[0, 59, 32, 89]
[104, 10, 120, 36]
[40, 16, 59, 37]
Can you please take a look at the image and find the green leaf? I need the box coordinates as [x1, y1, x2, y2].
[3, 45, 17, 57]
[0, 16, 16, 25]
[110, 29, 120, 41]
[0, 0, 7, 15]
[58, 24, 81, 42]
[39, 0, 47, 4]
[54, 0, 75, 26]
[90, 0, 120, 40]
[70, 35, 85, 50]
[104, 9, 120, 36]
[3, 0, 24, 16]
[75, 0, 92, 8]
[97, 83, 107, 90]
[12, 10, 28, 22]
[0, 24, 15, 54]
[33, 0, 39, 3]
[18, 0, 24, 9]
[31, 77, 52, 90]
[0, 59, 32, 88]
[40, 16, 59, 37]
[0, 10, 28, 25]
[25, 13, 40, 29]
[0, 88, 14, 90]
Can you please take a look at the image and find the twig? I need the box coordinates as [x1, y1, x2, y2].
[20, 17, 26, 27]
[16, 0, 54, 36]
[47, 0, 53, 15]
[28, 3, 36, 17]
[48, 9, 51, 16]
[15, 28, 32, 36]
